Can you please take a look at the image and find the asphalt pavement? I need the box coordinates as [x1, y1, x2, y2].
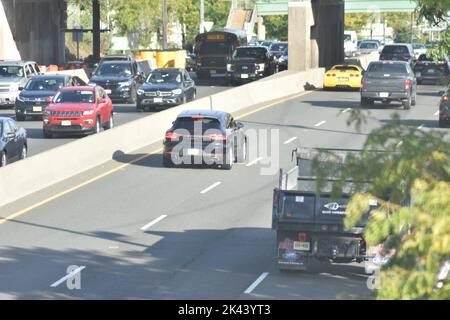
[0, 83, 446, 299]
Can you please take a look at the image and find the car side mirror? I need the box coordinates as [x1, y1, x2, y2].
[19, 86, 24, 91]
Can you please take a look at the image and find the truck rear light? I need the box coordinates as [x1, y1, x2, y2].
[404, 79, 411, 90]
[165, 131, 180, 140]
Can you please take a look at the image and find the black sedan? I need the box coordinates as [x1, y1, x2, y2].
[438, 88, 450, 128]
[15, 74, 84, 121]
[163, 110, 247, 169]
[137, 68, 196, 112]
[0, 117, 27, 167]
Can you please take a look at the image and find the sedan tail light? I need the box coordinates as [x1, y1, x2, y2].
[165, 131, 180, 140]
[404, 79, 411, 90]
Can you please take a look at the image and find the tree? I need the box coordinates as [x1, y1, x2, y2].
[264, 15, 288, 41]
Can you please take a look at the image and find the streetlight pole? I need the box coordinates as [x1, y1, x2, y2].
[200, 0, 205, 34]
[162, 0, 168, 49]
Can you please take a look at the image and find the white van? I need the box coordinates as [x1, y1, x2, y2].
[344, 31, 358, 57]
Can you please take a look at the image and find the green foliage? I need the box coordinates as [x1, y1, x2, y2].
[264, 15, 288, 41]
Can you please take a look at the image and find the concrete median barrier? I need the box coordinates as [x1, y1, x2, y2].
[345, 52, 380, 70]
[0, 68, 324, 208]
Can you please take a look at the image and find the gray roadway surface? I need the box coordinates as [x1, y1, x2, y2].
[0, 75, 229, 156]
[0, 83, 446, 299]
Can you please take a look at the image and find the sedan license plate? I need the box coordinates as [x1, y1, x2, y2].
[33, 106, 42, 112]
[293, 241, 310, 251]
[105, 89, 112, 95]
[241, 74, 249, 79]
[337, 77, 349, 82]
[154, 97, 163, 103]
[210, 70, 217, 74]
[428, 69, 436, 73]
[186, 149, 200, 156]
[61, 120, 72, 126]
[379, 92, 389, 98]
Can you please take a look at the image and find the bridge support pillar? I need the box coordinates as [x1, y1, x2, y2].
[288, 1, 315, 71]
[257, 16, 266, 40]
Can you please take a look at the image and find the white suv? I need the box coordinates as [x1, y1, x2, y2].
[0, 61, 40, 107]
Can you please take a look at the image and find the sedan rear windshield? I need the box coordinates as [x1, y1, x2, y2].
[382, 45, 409, 54]
[54, 90, 95, 103]
[367, 63, 408, 74]
[25, 78, 65, 91]
[270, 43, 288, 52]
[173, 117, 222, 133]
[332, 66, 359, 71]
[359, 42, 378, 49]
[418, 54, 446, 62]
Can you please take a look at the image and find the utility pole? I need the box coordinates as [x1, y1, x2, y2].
[200, 0, 205, 34]
[93, 0, 100, 62]
[163, 0, 168, 49]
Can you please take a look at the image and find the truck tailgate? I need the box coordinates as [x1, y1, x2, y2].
[364, 74, 406, 92]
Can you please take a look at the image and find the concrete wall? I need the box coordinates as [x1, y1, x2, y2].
[1, 0, 66, 65]
[0, 0, 20, 60]
[0, 68, 324, 208]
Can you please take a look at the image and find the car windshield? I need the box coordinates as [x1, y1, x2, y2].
[270, 43, 287, 52]
[233, 48, 266, 59]
[418, 54, 446, 62]
[332, 66, 359, 71]
[147, 72, 181, 84]
[94, 63, 132, 76]
[54, 90, 95, 103]
[382, 45, 409, 54]
[174, 117, 222, 134]
[0, 65, 24, 78]
[368, 63, 408, 74]
[199, 42, 230, 55]
[359, 42, 378, 49]
[25, 78, 65, 91]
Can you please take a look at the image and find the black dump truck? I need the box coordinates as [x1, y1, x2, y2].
[272, 147, 383, 272]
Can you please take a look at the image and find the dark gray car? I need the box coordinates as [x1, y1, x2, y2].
[361, 61, 417, 110]
[0, 117, 27, 167]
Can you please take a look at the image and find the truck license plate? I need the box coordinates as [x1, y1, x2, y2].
[61, 120, 72, 126]
[293, 241, 310, 251]
[33, 106, 42, 112]
[241, 74, 249, 79]
[154, 97, 163, 103]
[379, 92, 389, 98]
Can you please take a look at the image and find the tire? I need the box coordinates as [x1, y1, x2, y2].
[163, 156, 174, 168]
[0, 151, 7, 167]
[403, 96, 411, 110]
[236, 137, 247, 163]
[191, 91, 197, 101]
[182, 94, 187, 105]
[94, 117, 101, 134]
[222, 144, 234, 170]
[16, 114, 26, 121]
[43, 130, 53, 139]
[19, 145, 27, 160]
[104, 113, 114, 130]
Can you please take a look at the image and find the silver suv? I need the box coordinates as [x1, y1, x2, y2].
[0, 61, 40, 107]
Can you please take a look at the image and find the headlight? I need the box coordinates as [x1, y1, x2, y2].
[118, 81, 132, 87]
[83, 110, 95, 115]
[172, 89, 182, 95]
[137, 89, 145, 95]
[255, 63, 265, 71]
[227, 64, 235, 72]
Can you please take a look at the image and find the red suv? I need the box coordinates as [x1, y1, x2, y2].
[43, 86, 113, 138]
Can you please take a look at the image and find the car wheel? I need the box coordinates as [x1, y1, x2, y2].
[191, 91, 197, 101]
[236, 137, 247, 163]
[19, 145, 27, 160]
[222, 144, 234, 170]
[95, 117, 101, 134]
[104, 113, 114, 130]
[163, 156, 174, 168]
[43, 130, 53, 139]
[16, 114, 26, 121]
[403, 96, 411, 110]
[0, 151, 7, 167]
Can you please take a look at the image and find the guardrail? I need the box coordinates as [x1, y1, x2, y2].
[0, 68, 324, 208]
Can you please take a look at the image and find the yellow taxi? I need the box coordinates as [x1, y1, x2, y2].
[323, 64, 363, 90]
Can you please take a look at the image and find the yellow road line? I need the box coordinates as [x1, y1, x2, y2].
[0, 148, 163, 225]
[0, 89, 316, 225]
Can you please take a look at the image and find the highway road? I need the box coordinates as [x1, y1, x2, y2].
[0, 76, 229, 157]
[0, 84, 446, 299]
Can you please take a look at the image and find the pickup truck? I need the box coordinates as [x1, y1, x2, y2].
[272, 147, 383, 272]
[361, 61, 417, 110]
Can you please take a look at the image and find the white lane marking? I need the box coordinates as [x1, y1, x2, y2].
[283, 137, 298, 145]
[314, 120, 327, 127]
[246, 157, 263, 167]
[244, 272, 269, 294]
[434, 111, 440, 116]
[342, 108, 351, 113]
[140, 215, 168, 231]
[200, 182, 222, 194]
[418, 124, 425, 130]
[319, 272, 348, 280]
[50, 266, 86, 288]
